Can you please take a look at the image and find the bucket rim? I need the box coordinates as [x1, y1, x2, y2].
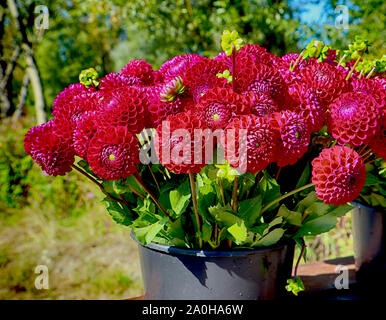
[131, 230, 292, 258]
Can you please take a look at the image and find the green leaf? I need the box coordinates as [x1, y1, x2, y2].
[227, 221, 248, 244]
[277, 204, 302, 226]
[103, 197, 133, 226]
[254, 228, 284, 247]
[295, 214, 338, 238]
[238, 195, 262, 227]
[258, 171, 281, 211]
[208, 204, 248, 244]
[365, 172, 381, 187]
[169, 180, 191, 216]
[133, 217, 169, 245]
[295, 162, 311, 189]
[295, 191, 319, 213]
[285, 276, 305, 296]
[201, 221, 213, 242]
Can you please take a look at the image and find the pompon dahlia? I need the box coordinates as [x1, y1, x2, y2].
[96, 86, 148, 134]
[312, 146, 366, 206]
[195, 88, 249, 129]
[98, 72, 142, 91]
[300, 62, 349, 105]
[184, 60, 229, 103]
[236, 62, 289, 107]
[52, 83, 98, 128]
[147, 79, 194, 126]
[351, 78, 386, 110]
[24, 119, 75, 176]
[327, 92, 381, 147]
[155, 111, 208, 174]
[158, 54, 208, 81]
[239, 44, 273, 65]
[87, 126, 139, 180]
[120, 59, 154, 85]
[274, 111, 312, 167]
[247, 92, 280, 118]
[73, 111, 98, 159]
[223, 114, 279, 173]
[369, 114, 386, 160]
[289, 83, 326, 132]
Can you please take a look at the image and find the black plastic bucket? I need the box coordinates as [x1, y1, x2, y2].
[133, 234, 294, 300]
[351, 202, 386, 294]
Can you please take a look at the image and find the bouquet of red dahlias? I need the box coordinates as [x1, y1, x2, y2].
[24, 32, 385, 297]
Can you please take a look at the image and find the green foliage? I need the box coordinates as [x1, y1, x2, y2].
[285, 276, 305, 296]
[356, 159, 386, 209]
[221, 30, 243, 55]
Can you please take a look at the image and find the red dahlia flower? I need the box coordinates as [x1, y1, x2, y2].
[369, 114, 386, 160]
[327, 92, 381, 147]
[120, 59, 154, 85]
[236, 63, 289, 107]
[275, 111, 312, 167]
[24, 119, 75, 176]
[247, 92, 280, 118]
[184, 60, 229, 103]
[300, 62, 349, 106]
[98, 72, 142, 91]
[289, 83, 326, 131]
[195, 88, 249, 129]
[87, 126, 139, 180]
[155, 111, 208, 174]
[96, 86, 149, 134]
[73, 111, 98, 159]
[158, 54, 208, 81]
[52, 83, 98, 129]
[351, 78, 386, 110]
[223, 114, 279, 173]
[312, 146, 366, 206]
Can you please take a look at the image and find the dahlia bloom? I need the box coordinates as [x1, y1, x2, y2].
[369, 114, 386, 160]
[158, 54, 208, 81]
[195, 88, 249, 129]
[73, 111, 98, 159]
[223, 114, 279, 173]
[300, 62, 348, 106]
[155, 111, 208, 174]
[96, 86, 149, 134]
[52, 83, 98, 129]
[312, 146, 366, 206]
[327, 92, 381, 146]
[120, 59, 154, 85]
[24, 119, 75, 176]
[275, 111, 312, 167]
[87, 126, 139, 180]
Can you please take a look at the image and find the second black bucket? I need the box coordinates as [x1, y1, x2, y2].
[351, 202, 386, 295]
[133, 234, 294, 300]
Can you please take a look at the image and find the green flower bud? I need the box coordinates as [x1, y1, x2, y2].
[216, 69, 232, 82]
[79, 68, 100, 88]
[221, 30, 243, 56]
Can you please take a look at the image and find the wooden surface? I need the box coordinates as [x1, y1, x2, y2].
[127, 256, 356, 300]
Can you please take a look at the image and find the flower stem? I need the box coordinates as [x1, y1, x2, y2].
[232, 44, 236, 91]
[345, 56, 361, 81]
[337, 53, 346, 67]
[290, 50, 304, 72]
[147, 164, 160, 192]
[366, 66, 376, 79]
[294, 243, 306, 279]
[218, 178, 226, 206]
[133, 173, 174, 222]
[189, 172, 203, 248]
[71, 164, 130, 207]
[231, 176, 239, 212]
[261, 183, 314, 214]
